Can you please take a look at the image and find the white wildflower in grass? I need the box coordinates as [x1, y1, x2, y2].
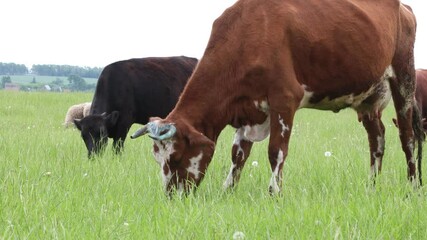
[44, 171, 52, 177]
[83, 173, 88, 177]
[324, 151, 332, 157]
[251, 161, 259, 167]
[123, 221, 129, 226]
[233, 231, 245, 240]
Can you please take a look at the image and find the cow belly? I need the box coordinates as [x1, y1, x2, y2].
[299, 66, 394, 113]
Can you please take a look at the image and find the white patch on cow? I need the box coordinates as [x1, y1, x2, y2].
[299, 66, 394, 112]
[152, 140, 175, 189]
[254, 100, 269, 113]
[269, 150, 284, 194]
[153, 140, 175, 164]
[278, 115, 289, 138]
[187, 152, 203, 180]
[233, 128, 246, 159]
[223, 128, 248, 189]
[240, 100, 271, 142]
[244, 114, 270, 142]
[298, 85, 313, 109]
[223, 163, 238, 189]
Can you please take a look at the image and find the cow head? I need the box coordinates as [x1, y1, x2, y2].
[131, 118, 215, 196]
[74, 111, 120, 158]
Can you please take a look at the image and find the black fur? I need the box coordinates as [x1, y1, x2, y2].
[74, 56, 198, 158]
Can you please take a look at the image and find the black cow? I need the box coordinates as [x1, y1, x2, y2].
[74, 56, 198, 158]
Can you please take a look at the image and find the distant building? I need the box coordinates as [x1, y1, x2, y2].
[4, 83, 20, 91]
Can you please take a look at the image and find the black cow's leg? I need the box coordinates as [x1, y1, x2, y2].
[112, 124, 129, 154]
[223, 127, 254, 190]
[113, 138, 124, 154]
[360, 113, 385, 183]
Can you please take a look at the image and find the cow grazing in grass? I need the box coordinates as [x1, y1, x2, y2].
[74, 56, 198, 158]
[131, 0, 423, 195]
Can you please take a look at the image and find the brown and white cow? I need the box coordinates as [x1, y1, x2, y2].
[132, 0, 423, 195]
[415, 69, 427, 130]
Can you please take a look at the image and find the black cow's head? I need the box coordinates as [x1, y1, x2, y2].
[74, 111, 119, 158]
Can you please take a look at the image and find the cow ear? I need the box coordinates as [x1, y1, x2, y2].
[74, 119, 82, 130]
[188, 131, 215, 158]
[104, 111, 120, 127]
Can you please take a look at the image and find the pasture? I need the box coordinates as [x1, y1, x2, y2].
[1, 91, 426, 239]
[7, 75, 98, 85]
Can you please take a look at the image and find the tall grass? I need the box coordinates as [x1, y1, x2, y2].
[0, 91, 426, 239]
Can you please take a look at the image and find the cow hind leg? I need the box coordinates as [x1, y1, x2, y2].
[389, 67, 424, 185]
[223, 128, 254, 190]
[360, 113, 386, 183]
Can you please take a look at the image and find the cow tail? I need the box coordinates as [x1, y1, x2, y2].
[412, 101, 425, 186]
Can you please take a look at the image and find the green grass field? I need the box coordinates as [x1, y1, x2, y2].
[1, 91, 426, 239]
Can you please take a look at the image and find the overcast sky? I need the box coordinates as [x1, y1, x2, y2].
[1, 0, 426, 69]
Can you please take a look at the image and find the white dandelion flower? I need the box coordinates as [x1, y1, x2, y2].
[233, 231, 245, 240]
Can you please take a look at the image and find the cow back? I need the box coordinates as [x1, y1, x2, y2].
[90, 56, 197, 125]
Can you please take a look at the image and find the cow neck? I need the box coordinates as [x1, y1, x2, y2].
[169, 66, 234, 143]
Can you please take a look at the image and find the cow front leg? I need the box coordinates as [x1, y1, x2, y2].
[360, 113, 386, 182]
[223, 128, 254, 190]
[112, 129, 127, 154]
[112, 123, 132, 154]
[268, 110, 295, 195]
[112, 138, 125, 154]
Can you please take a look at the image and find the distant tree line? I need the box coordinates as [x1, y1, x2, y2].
[0, 63, 28, 75]
[1, 74, 96, 92]
[0, 62, 103, 78]
[1, 62, 100, 92]
[31, 64, 102, 78]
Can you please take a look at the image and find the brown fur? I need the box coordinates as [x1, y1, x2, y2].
[415, 69, 427, 129]
[137, 0, 420, 194]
